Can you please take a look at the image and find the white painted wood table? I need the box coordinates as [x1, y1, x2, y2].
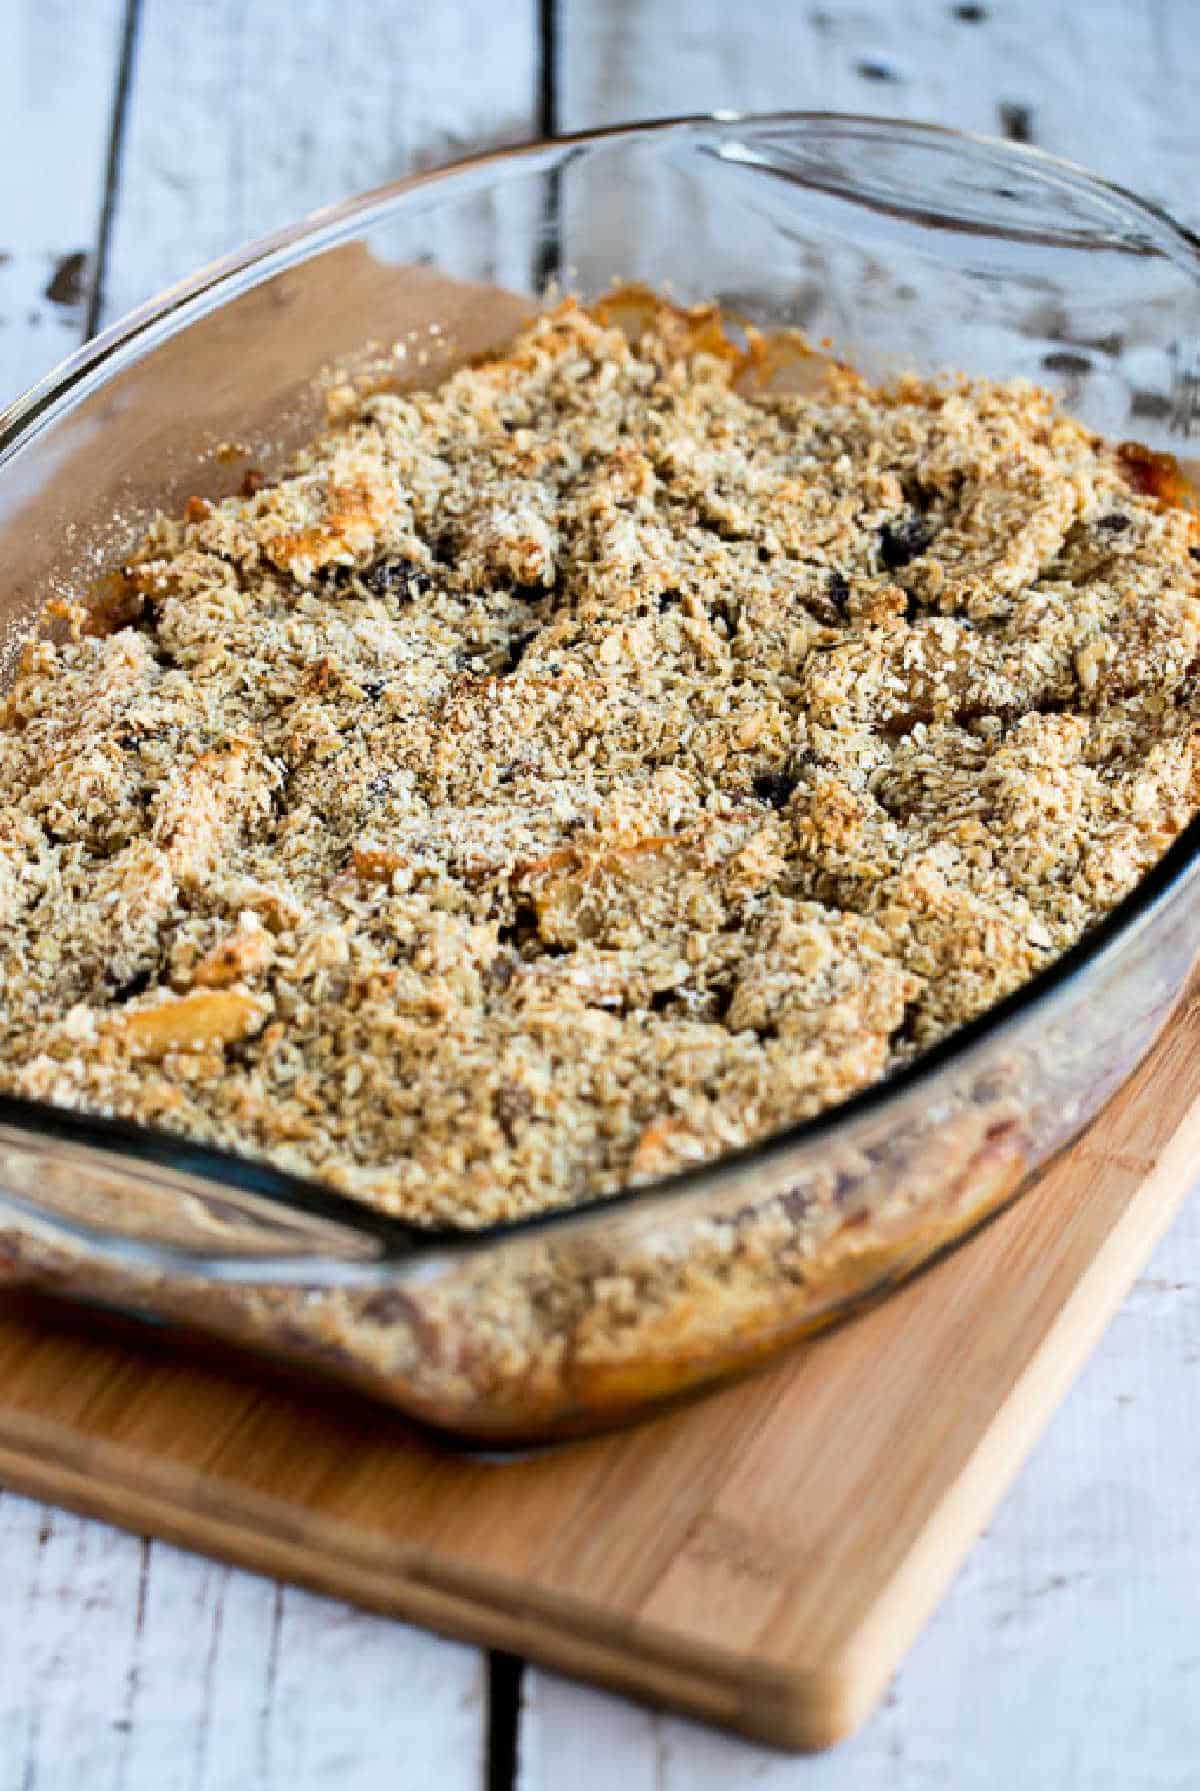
[2, 3, 1199, 1785]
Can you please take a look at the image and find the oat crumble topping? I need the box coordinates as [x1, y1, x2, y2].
[2, 293, 1197, 1227]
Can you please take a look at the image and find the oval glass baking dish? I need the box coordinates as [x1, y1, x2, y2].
[3, 114, 1200, 1442]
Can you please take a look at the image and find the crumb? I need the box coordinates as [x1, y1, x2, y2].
[2, 293, 1197, 1229]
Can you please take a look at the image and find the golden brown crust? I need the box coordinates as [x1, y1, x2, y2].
[1, 293, 1197, 1228]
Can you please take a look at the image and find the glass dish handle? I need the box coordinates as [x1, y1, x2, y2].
[0, 1121, 394, 1283]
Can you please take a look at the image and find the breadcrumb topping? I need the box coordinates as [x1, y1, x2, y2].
[2, 293, 1197, 1227]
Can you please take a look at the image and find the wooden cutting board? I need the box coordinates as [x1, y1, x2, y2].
[1, 981, 1198, 1752]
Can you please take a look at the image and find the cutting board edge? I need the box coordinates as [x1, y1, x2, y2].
[0, 1421, 822, 1746]
[817, 1091, 1200, 1745]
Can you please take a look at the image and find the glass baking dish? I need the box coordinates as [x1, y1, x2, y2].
[3, 114, 1200, 1443]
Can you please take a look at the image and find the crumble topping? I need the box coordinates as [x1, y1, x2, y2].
[1, 293, 1197, 1227]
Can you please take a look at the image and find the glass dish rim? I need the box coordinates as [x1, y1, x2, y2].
[2, 109, 1199, 1267]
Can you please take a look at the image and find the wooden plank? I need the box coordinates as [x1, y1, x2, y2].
[98, 0, 542, 329]
[0, 1489, 485, 1791]
[125, 1549, 484, 1791]
[560, 0, 1200, 228]
[0, 0, 127, 407]
[1, 980, 1200, 1753]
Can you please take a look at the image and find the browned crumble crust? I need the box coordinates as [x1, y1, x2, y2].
[3, 294, 1198, 1230]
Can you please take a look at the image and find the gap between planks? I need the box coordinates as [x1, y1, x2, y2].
[83, 0, 142, 339]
